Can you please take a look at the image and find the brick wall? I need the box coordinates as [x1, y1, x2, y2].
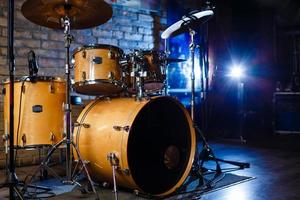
[0, 0, 166, 168]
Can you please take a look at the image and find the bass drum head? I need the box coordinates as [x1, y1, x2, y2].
[128, 97, 195, 195]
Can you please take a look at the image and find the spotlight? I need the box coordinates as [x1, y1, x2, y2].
[228, 65, 245, 79]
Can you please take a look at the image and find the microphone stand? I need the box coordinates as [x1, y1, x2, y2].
[7, 0, 24, 199]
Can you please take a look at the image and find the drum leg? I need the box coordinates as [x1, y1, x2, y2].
[107, 153, 119, 200]
[21, 138, 100, 199]
[71, 141, 99, 200]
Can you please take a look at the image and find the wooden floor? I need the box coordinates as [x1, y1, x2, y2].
[0, 140, 299, 200]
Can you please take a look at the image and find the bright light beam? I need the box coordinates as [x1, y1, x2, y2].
[228, 65, 245, 79]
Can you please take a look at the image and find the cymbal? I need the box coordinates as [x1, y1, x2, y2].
[161, 10, 214, 39]
[166, 57, 186, 63]
[21, 0, 113, 30]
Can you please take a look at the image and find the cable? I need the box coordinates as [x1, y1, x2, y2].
[14, 76, 30, 165]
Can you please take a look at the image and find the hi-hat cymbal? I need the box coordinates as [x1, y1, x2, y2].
[21, 0, 113, 29]
[166, 57, 187, 63]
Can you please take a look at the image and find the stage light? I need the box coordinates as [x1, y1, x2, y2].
[228, 65, 245, 79]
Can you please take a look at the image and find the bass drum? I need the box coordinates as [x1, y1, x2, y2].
[3, 76, 65, 147]
[74, 96, 196, 196]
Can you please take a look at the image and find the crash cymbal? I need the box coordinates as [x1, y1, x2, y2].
[166, 57, 187, 63]
[21, 0, 113, 29]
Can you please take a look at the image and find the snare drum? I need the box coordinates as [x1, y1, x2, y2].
[73, 44, 124, 95]
[3, 76, 65, 147]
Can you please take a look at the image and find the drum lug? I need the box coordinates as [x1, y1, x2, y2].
[82, 71, 87, 81]
[113, 125, 130, 132]
[82, 50, 86, 59]
[108, 50, 115, 59]
[108, 71, 115, 80]
[107, 152, 119, 167]
[122, 168, 130, 176]
[22, 134, 26, 145]
[49, 82, 55, 93]
[74, 122, 90, 128]
[50, 132, 55, 142]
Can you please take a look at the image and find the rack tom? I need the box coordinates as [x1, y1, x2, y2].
[143, 50, 166, 92]
[73, 44, 124, 95]
[126, 50, 166, 94]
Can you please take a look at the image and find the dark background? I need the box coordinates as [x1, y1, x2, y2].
[167, 0, 300, 147]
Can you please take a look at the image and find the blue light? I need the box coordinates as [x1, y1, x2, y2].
[228, 65, 245, 79]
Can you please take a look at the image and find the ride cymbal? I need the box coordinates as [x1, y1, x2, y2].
[21, 0, 113, 29]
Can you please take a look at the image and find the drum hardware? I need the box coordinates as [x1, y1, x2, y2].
[82, 72, 87, 81]
[108, 49, 117, 59]
[21, 134, 26, 145]
[162, 8, 250, 192]
[23, 16, 99, 198]
[113, 125, 130, 132]
[2, 0, 25, 198]
[107, 152, 119, 200]
[2, 129, 9, 175]
[50, 132, 56, 142]
[49, 82, 55, 93]
[127, 50, 149, 100]
[19, 0, 114, 198]
[74, 122, 91, 129]
[21, 138, 96, 196]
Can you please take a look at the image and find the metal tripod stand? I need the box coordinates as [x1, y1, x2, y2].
[22, 17, 99, 200]
[184, 18, 250, 190]
[5, 1, 24, 199]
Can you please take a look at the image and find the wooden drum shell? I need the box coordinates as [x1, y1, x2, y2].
[73, 44, 123, 95]
[74, 96, 196, 196]
[3, 77, 65, 147]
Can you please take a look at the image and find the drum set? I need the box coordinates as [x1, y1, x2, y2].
[3, 0, 252, 199]
[2, 0, 199, 199]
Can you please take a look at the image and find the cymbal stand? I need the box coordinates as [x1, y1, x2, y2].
[62, 15, 73, 185]
[6, 0, 24, 199]
[188, 26, 221, 182]
[189, 28, 196, 121]
[22, 17, 99, 200]
[183, 13, 250, 190]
